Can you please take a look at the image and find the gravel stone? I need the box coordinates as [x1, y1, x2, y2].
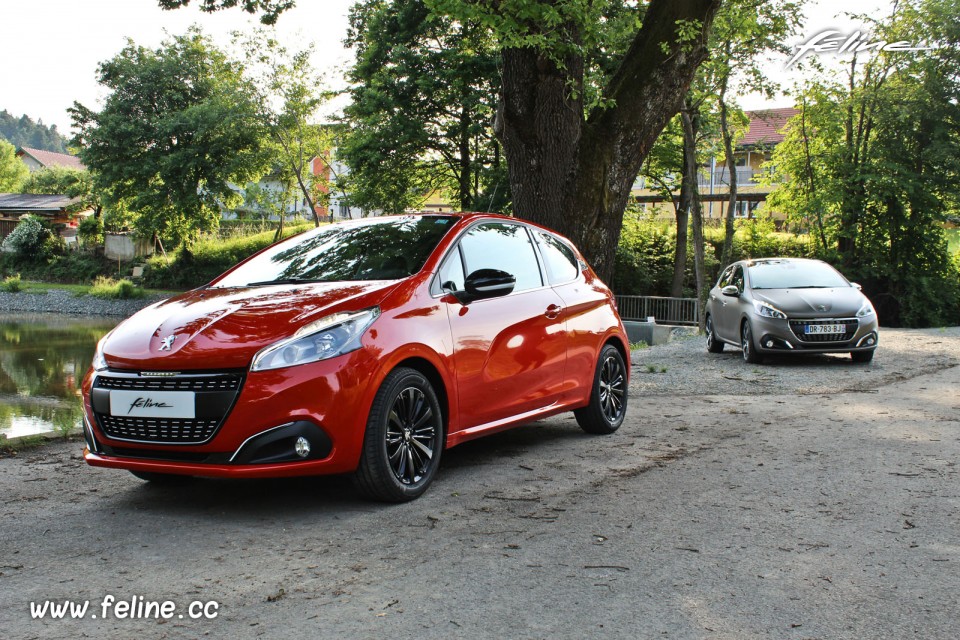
[630, 326, 960, 396]
[0, 288, 166, 317]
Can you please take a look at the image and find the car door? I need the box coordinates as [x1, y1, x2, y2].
[439, 221, 568, 431]
[715, 264, 746, 341]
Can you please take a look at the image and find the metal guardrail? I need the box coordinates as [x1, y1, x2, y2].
[615, 295, 700, 326]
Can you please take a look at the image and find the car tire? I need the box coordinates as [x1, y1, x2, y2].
[575, 344, 628, 434]
[129, 471, 193, 484]
[354, 367, 444, 502]
[851, 350, 875, 363]
[706, 314, 724, 353]
[741, 321, 763, 364]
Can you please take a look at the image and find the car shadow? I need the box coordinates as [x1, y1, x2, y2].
[105, 416, 586, 515]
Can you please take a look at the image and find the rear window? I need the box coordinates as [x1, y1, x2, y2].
[212, 216, 456, 287]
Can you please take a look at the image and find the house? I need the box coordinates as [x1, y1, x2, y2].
[632, 107, 799, 222]
[15, 147, 86, 173]
[0, 193, 92, 244]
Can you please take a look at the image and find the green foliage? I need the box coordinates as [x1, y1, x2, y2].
[0, 250, 118, 285]
[77, 216, 104, 247]
[89, 276, 145, 300]
[142, 223, 312, 289]
[0, 139, 28, 191]
[613, 217, 677, 297]
[0, 109, 69, 153]
[156, 0, 293, 25]
[20, 166, 101, 214]
[613, 215, 812, 297]
[70, 29, 272, 246]
[0, 215, 52, 258]
[767, 0, 960, 327]
[1, 274, 23, 293]
[235, 30, 334, 226]
[342, 1, 507, 213]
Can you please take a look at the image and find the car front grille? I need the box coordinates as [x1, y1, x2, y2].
[92, 372, 244, 444]
[97, 415, 221, 443]
[789, 318, 858, 343]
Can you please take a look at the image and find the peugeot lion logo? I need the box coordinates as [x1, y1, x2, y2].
[816, 304, 827, 312]
[159, 335, 176, 351]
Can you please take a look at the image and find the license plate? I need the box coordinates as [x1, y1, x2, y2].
[806, 324, 845, 335]
[109, 390, 196, 419]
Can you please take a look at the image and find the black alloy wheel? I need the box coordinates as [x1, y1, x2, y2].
[354, 367, 443, 502]
[575, 344, 628, 434]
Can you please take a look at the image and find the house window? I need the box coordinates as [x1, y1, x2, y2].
[734, 201, 760, 218]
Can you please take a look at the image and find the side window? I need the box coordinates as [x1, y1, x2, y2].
[731, 265, 745, 291]
[537, 232, 579, 284]
[459, 223, 543, 293]
[433, 246, 465, 295]
[718, 266, 733, 288]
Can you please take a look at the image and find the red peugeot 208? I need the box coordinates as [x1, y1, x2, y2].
[82, 213, 629, 501]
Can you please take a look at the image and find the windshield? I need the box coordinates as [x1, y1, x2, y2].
[212, 216, 456, 288]
[748, 260, 850, 289]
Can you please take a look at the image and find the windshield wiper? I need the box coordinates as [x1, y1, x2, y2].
[244, 278, 325, 287]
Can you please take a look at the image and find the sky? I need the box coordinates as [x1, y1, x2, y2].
[1, 0, 895, 135]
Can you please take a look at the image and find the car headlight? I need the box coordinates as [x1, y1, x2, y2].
[250, 307, 381, 372]
[753, 300, 787, 320]
[92, 330, 114, 371]
[857, 300, 876, 318]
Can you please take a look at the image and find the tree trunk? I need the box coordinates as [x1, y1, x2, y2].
[497, 0, 721, 285]
[680, 101, 707, 332]
[671, 202, 689, 298]
[718, 83, 738, 268]
[458, 104, 473, 210]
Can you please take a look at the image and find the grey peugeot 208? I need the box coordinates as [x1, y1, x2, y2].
[705, 258, 879, 364]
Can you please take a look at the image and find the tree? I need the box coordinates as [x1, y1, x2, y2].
[236, 30, 336, 227]
[157, 0, 722, 283]
[341, 0, 506, 214]
[70, 30, 271, 245]
[0, 110, 69, 153]
[0, 139, 28, 191]
[768, 0, 960, 326]
[20, 166, 102, 217]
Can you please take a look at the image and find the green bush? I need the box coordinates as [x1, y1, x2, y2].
[614, 215, 813, 297]
[78, 216, 105, 247]
[1, 273, 23, 292]
[89, 276, 145, 300]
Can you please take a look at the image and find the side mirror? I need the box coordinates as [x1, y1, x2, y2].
[721, 284, 740, 297]
[458, 269, 516, 303]
[850, 282, 863, 290]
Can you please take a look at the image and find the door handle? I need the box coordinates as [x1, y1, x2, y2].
[545, 304, 562, 319]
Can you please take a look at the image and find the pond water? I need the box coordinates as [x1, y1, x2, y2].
[0, 314, 116, 440]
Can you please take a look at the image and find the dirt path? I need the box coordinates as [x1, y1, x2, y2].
[1, 329, 958, 639]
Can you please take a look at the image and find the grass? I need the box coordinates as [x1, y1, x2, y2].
[1, 274, 24, 292]
[644, 364, 668, 374]
[8, 280, 179, 298]
[89, 276, 145, 300]
[629, 340, 649, 350]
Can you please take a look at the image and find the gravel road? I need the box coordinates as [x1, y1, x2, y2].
[1, 326, 958, 639]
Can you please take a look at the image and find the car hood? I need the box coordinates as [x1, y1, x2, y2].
[753, 287, 866, 318]
[101, 281, 400, 370]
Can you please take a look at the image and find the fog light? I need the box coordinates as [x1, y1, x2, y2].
[294, 436, 311, 458]
[867, 337, 876, 346]
[764, 340, 774, 348]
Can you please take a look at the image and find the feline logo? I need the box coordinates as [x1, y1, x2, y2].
[786, 29, 934, 69]
[127, 397, 173, 414]
[159, 335, 176, 351]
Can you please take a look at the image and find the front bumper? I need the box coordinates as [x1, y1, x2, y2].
[751, 315, 879, 355]
[81, 351, 381, 478]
